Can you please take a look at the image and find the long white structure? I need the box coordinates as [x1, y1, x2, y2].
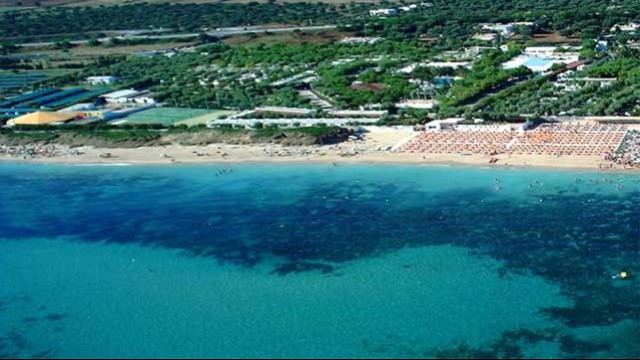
[328, 110, 388, 117]
[254, 107, 316, 116]
[208, 118, 381, 128]
[395, 99, 440, 109]
[611, 23, 640, 32]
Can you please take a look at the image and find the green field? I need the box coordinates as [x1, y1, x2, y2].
[175, 110, 236, 126]
[124, 107, 232, 126]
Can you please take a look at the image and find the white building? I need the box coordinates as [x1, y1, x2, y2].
[480, 23, 515, 36]
[480, 22, 533, 37]
[473, 33, 498, 42]
[270, 70, 315, 87]
[86, 76, 117, 85]
[210, 118, 380, 128]
[396, 62, 429, 74]
[524, 46, 559, 57]
[464, 46, 497, 57]
[132, 93, 156, 105]
[58, 103, 97, 112]
[511, 22, 535, 27]
[424, 118, 465, 131]
[339, 37, 382, 45]
[369, 8, 398, 17]
[611, 23, 640, 32]
[328, 109, 388, 117]
[100, 89, 150, 104]
[425, 61, 472, 69]
[399, 5, 418, 11]
[396, 99, 440, 110]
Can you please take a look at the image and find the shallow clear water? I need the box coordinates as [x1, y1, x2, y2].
[0, 163, 638, 359]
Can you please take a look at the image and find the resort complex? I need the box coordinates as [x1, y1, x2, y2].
[1, 16, 640, 170]
[0, 4, 640, 168]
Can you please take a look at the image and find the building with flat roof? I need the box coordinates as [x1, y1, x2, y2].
[425, 61, 472, 69]
[611, 23, 640, 32]
[100, 89, 154, 105]
[369, 8, 398, 17]
[424, 118, 466, 131]
[480, 23, 514, 36]
[10, 111, 76, 126]
[100, 89, 140, 104]
[328, 109, 388, 117]
[86, 76, 117, 85]
[396, 99, 440, 110]
[473, 33, 498, 42]
[339, 37, 383, 45]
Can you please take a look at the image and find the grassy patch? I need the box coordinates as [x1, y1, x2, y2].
[124, 108, 216, 126]
[253, 125, 347, 138]
[222, 30, 348, 47]
[0, 130, 57, 141]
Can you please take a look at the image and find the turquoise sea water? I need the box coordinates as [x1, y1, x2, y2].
[0, 163, 638, 359]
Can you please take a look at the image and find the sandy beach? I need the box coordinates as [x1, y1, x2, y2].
[1, 130, 638, 172]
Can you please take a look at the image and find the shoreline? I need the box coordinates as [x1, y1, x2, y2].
[2, 143, 639, 174]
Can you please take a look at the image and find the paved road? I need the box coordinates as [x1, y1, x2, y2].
[16, 25, 338, 48]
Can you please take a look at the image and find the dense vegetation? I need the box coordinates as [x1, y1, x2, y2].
[15, 30, 640, 120]
[2, 0, 639, 41]
[2, 0, 640, 123]
[0, 2, 362, 38]
[0, 123, 351, 146]
[445, 46, 529, 106]
[354, 0, 640, 42]
[473, 51, 640, 118]
[54, 40, 435, 110]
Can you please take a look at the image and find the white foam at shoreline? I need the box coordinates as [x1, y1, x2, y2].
[67, 163, 133, 167]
